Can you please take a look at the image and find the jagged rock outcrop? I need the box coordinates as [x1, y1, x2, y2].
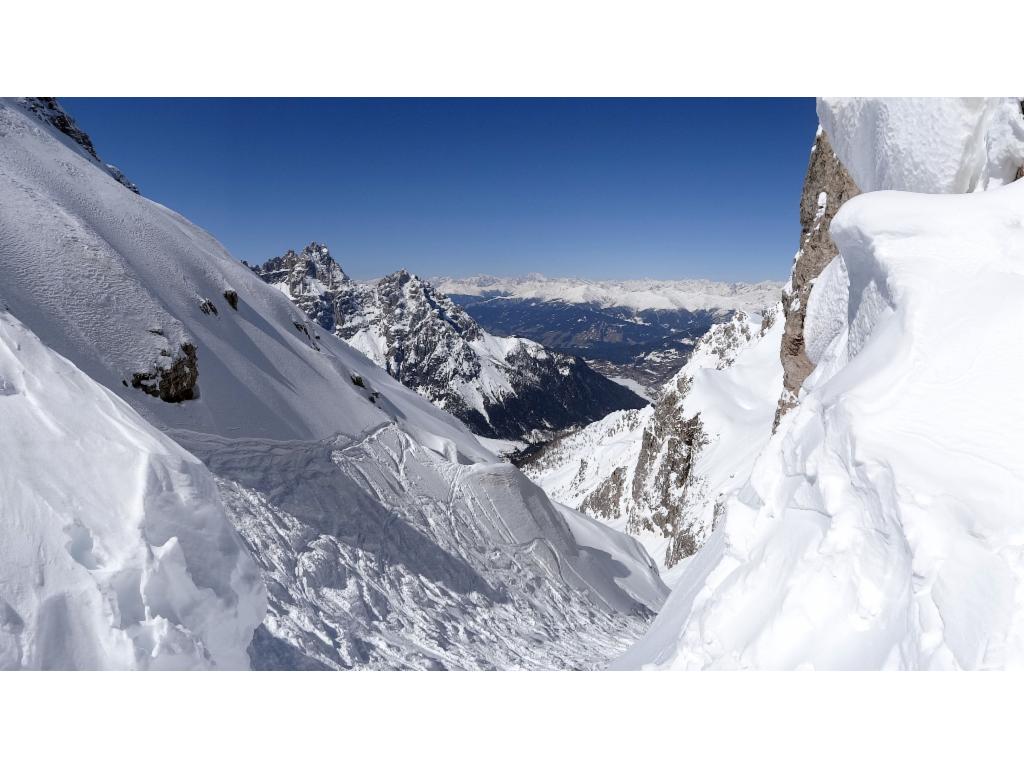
[253, 245, 646, 441]
[251, 243, 346, 329]
[774, 129, 859, 428]
[130, 342, 198, 403]
[19, 98, 140, 193]
[627, 376, 708, 567]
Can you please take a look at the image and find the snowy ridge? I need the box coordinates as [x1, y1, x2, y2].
[433, 274, 783, 313]
[0, 311, 264, 670]
[618, 98, 1024, 670]
[0, 97, 667, 669]
[524, 308, 783, 576]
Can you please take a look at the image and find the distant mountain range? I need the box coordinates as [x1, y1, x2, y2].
[251, 247, 646, 443]
[433, 274, 783, 397]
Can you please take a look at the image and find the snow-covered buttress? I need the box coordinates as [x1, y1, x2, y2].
[618, 97, 1024, 670]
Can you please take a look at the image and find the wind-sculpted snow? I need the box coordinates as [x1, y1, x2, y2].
[0, 312, 264, 669]
[818, 97, 1024, 194]
[618, 178, 1024, 670]
[177, 425, 665, 670]
[0, 97, 666, 669]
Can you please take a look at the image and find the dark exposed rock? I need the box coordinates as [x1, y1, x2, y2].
[199, 298, 218, 316]
[223, 289, 239, 310]
[131, 342, 198, 403]
[774, 129, 859, 429]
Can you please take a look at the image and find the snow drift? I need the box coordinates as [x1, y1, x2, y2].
[618, 98, 1024, 670]
[0, 311, 264, 670]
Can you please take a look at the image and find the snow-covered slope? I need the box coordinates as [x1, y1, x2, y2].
[524, 308, 783, 577]
[0, 97, 666, 669]
[0, 311, 264, 670]
[434, 274, 783, 313]
[618, 98, 1024, 671]
[253, 249, 645, 442]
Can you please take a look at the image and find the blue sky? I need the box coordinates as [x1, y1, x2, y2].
[62, 98, 816, 281]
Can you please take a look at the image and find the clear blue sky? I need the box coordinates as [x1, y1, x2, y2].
[61, 98, 816, 281]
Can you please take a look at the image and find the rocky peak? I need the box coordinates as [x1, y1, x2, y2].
[252, 243, 349, 331]
[259, 242, 347, 288]
[374, 270, 482, 342]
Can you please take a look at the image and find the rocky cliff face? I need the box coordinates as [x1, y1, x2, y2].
[774, 129, 859, 428]
[253, 245, 646, 441]
[525, 309, 782, 570]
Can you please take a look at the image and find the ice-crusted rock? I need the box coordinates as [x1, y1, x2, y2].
[17, 98, 140, 193]
[0, 311, 264, 670]
[253, 249, 646, 442]
[775, 129, 860, 426]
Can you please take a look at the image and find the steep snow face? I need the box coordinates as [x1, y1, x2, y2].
[0, 99, 478, 450]
[434, 274, 783, 313]
[818, 97, 1024, 194]
[618, 140, 1024, 671]
[254, 253, 645, 441]
[0, 311, 264, 670]
[0, 97, 666, 669]
[525, 309, 783, 577]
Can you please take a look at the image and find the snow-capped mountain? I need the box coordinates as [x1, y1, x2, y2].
[439, 275, 782, 396]
[252, 247, 646, 442]
[0, 97, 666, 670]
[618, 98, 1024, 670]
[524, 307, 783, 575]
